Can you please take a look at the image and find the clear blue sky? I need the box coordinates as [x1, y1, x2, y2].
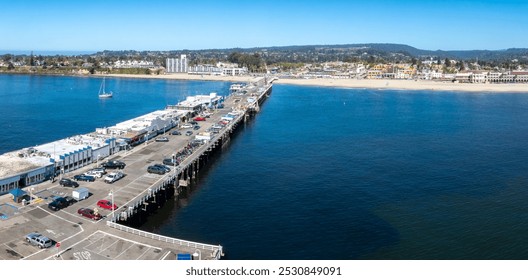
[1, 0, 527, 52]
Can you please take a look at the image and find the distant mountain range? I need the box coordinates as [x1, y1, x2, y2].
[231, 43, 528, 61]
[144, 43, 528, 62]
[4, 44, 528, 63]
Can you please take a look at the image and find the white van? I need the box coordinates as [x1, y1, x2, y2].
[72, 187, 89, 201]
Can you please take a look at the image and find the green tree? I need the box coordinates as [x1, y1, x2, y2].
[444, 58, 451, 67]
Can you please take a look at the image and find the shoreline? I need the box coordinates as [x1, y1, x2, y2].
[105, 73, 528, 93]
[274, 78, 528, 93]
[3, 72, 528, 92]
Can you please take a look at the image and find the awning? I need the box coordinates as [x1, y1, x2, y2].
[9, 188, 27, 198]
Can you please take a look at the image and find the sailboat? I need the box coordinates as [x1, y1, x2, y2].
[98, 77, 113, 99]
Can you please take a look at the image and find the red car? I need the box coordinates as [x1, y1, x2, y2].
[97, 199, 117, 210]
[193, 117, 206, 121]
[77, 208, 102, 220]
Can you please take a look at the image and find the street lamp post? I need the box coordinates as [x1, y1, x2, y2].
[172, 153, 176, 178]
[193, 249, 201, 260]
[109, 191, 114, 220]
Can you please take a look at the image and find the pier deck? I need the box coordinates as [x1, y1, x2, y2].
[0, 77, 274, 260]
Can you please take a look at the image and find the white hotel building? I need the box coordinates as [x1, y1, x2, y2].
[166, 55, 188, 73]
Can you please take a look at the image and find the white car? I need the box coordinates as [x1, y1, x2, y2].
[84, 170, 102, 178]
[104, 171, 124, 184]
[181, 123, 193, 128]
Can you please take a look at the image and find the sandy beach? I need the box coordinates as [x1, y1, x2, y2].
[103, 73, 528, 93]
[275, 78, 528, 93]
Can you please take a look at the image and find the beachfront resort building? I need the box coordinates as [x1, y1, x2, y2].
[188, 62, 248, 76]
[166, 55, 188, 73]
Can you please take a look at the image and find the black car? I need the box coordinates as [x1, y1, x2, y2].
[73, 174, 95, 182]
[193, 125, 200, 130]
[64, 196, 76, 206]
[162, 158, 178, 166]
[59, 178, 79, 188]
[153, 164, 171, 172]
[147, 165, 166, 175]
[102, 160, 126, 169]
[48, 197, 71, 211]
[171, 130, 181, 135]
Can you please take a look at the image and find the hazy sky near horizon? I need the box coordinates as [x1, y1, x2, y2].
[1, 0, 527, 52]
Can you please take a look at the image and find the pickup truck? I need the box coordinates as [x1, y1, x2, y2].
[48, 196, 72, 211]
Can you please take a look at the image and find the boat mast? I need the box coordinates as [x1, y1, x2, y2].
[99, 77, 106, 94]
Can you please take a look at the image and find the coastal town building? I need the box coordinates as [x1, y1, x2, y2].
[113, 60, 154, 69]
[188, 62, 248, 76]
[166, 55, 188, 73]
[167, 92, 223, 112]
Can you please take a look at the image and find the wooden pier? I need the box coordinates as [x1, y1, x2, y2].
[0, 77, 275, 260]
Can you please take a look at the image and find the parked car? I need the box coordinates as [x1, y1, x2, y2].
[104, 171, 124, 184]
[189, 121, 198, 125]
[193, 125, 200, 130]
[162, 158, 178, 166]
[97, 199, 117, 210]
[171, 130, 181, 135]
[185, 131, 193, 136]
[155, 137, 169, 142]
[73, 174, 95, 182]
[64, 196, 76, 206]
[153, 164, 170, 172]
[147, 165, 166, 175]
[91, 167, 107, 176]
[84, 170, 102, 178]
[59, 178, 79, 188]
[25, 232, 53, 249]
[193, 117, 206, 121]
[77, 208, 102, 220]
[181, 123, 193, 128]
[212, 124, 223, 130]
[48, 196, 71, 211]
[101, 160, 126, 169]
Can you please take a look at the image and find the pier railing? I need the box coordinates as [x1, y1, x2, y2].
[106, 221, 223, 259]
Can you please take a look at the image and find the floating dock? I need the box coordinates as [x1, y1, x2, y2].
[0, 76, 275, 260]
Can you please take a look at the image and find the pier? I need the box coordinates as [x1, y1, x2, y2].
[0, 76, 275, 260]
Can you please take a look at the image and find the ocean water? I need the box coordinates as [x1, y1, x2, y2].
[2, 74, 528, 259]
[0, 74, 230, 154]
[140, 85, 528, 260]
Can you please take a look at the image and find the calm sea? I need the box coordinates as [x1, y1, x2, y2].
[2, 74, 528, 259]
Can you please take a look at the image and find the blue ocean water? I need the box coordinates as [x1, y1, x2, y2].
[2, 74, 528, 259]
[0, 74, 230, 154]
[140, 85, 528, 260]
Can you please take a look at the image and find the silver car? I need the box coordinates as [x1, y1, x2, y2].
[25, 232, 53, 249]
